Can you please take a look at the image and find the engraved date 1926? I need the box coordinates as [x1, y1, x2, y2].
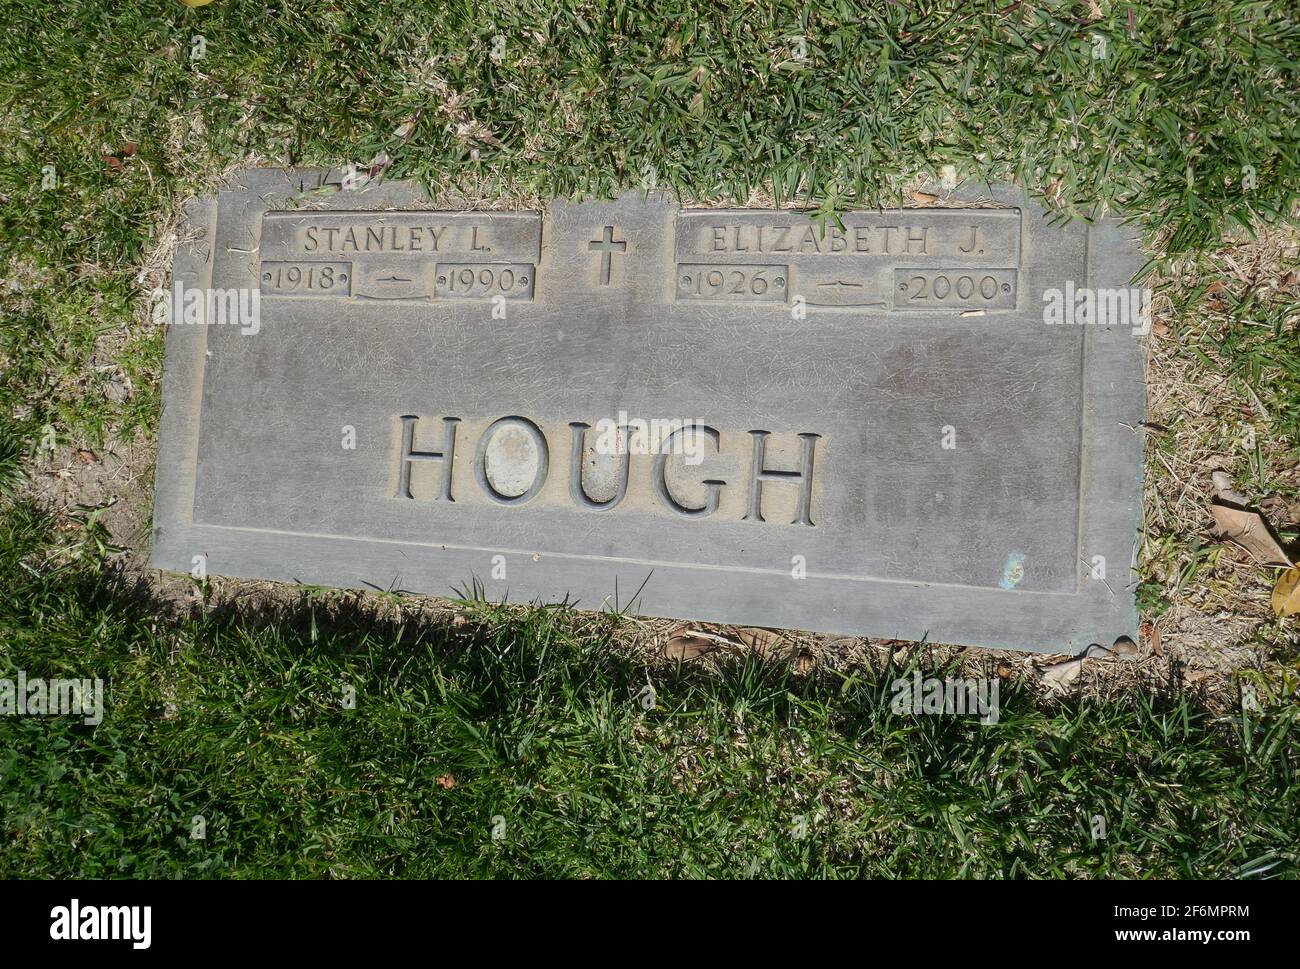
[676, 263, 789, 302]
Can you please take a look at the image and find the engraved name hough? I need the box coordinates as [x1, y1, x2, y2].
[394, 415, 822, 526]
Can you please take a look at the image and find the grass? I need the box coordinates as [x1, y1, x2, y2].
[3, 0, 1298, 451]
[0, 0, 1297, 877]
[0, 497, 1296, 878]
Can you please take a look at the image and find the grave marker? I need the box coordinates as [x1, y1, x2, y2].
[152, 169, 1147, 653]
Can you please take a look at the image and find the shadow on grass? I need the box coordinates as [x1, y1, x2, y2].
[2, 496, 1297, 878]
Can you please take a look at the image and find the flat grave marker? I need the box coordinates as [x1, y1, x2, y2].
[153, 169, 1147, 653]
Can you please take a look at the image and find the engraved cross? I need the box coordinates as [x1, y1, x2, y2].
[588, 225, 627, 285]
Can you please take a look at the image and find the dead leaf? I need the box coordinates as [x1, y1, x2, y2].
[1272, 568, 1300, 617]
[661, 626, 721, 661]
[1041, 657, 1084, 691]
[1205, 281, 1230, 312]
[102, 154, 123, 171]
[76, 449, 98, 465]
[454, 121, 503, 148]
[436, 774, 456, 789]
[1210, 503, 1294, 567]
[1108, 636, 1139, 659]
[793, 652, 814, 674]
[1140, 619, 1162, 656]
[1151, 318, 1172, 339]
[366, 151, 392, 179]
[996, 660, 1015, 680]
[911, 190, 939, 204]
[733, 626, 784, 656]
[1210, 470, 1249, 506]
[392, 109, 422, 143]
[661, 625, 806, 665]
[120, 142, 139, 157]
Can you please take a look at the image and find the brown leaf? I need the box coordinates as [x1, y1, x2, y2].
[1140, 619, 1162, 656]
[1210, 503, 1294, 567]
[661, 626, 721, 661]
[392, 109, 422, 144]
[1108, 635, 1139, 659]
[732, 626, 785, 656]
[102, 154, 123, 171]
[366, 151, 392, 179]
[76, 448, 99, 465]
[1041, 657, 1084, 691]
[911, 190, 940, 204]
[1210, 470, 1248, 505]
[454, 121, 503, 148]
[120, 142, 139, 157]
[661, 625, 802, 664]
[436, 774, 456, 789]
[1272, 568, 1300, 617]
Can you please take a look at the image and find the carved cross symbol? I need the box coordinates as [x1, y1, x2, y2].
[588, 225, 627, 285]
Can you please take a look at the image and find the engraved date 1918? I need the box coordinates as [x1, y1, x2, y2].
[260, 261, 352, 296]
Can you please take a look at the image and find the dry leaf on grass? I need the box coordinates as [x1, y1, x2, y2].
[1140, 619, 1162, 656]
[392, 109, 422, 143]
[1210, 503, 1294, 567]
[1273, 568, 1300, 617]
[1040, 638, 1136, 691]
[661, 625, 807, 666]
[435, 775, 456, 790]
[1107, 636, 1139, 659]
[733, 626, 785, 656]
[661, 626, 724, 660]
[1210, 471, 1249, 505]
[455, 121, 504, 148]
[1041, 657, 1084, 691]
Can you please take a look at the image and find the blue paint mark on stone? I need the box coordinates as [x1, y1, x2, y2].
[999, 552, 1026, 590]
